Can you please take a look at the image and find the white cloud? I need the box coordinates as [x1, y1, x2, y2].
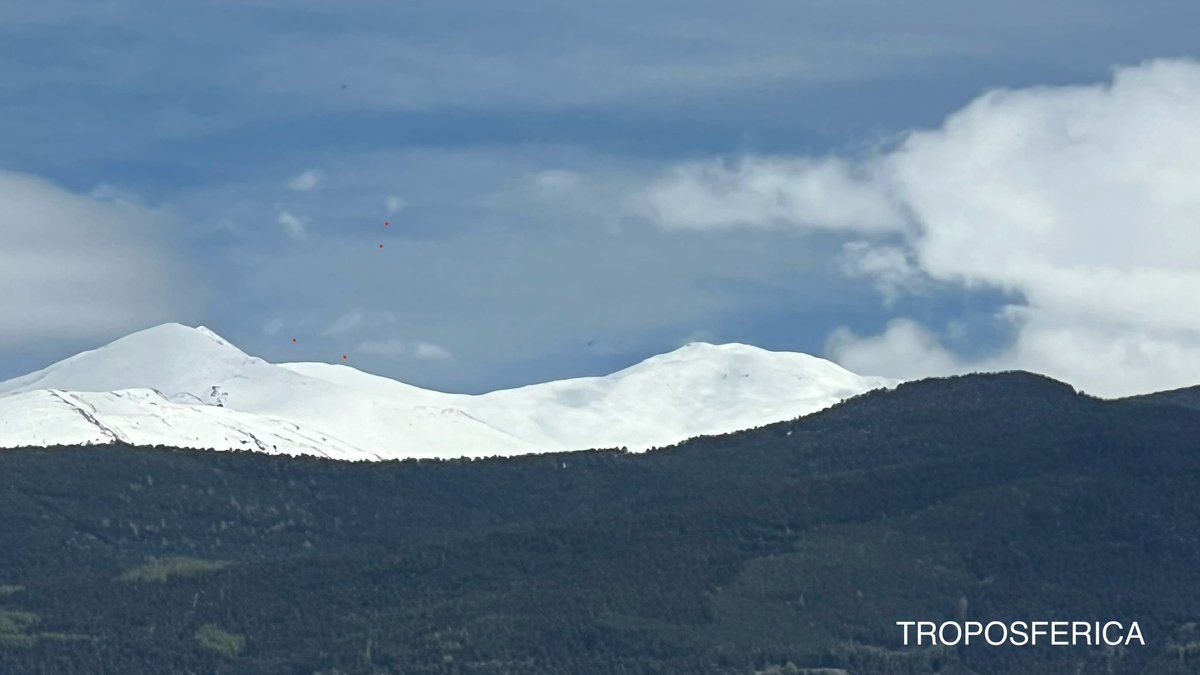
[322, 308, 398, 336]
[277, 210, 309, 240]
[330, 312, 451, 360]
[355, 339, 408, 356]
[0, 170, 195, 347]
[356, 338, 453, 360]
[637, 156, 905, 233]
[384, 195, 406, 214]
[828, 313, 1200, 399]
[826, 319, 964, 380]
[876, 59, 1200, 396]
[995, 312, 1200, 397]
[837, 242, 926, 306]
[323, 310, 364, 336]
[655, 59, 1200, 397]
[287, 170, 321, 192]
[413, 341, 453, 360]
[885, 59, 1200, 327]
[262, 318, 285, 336]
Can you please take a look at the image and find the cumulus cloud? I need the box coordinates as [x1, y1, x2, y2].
[0, 170, 195, 347]
[885, 59, 1200, 327]
[637, 156, 905, 233]
[836, 242, 926, 306]
[653, 59, 1200, 397]
[277, 210, 309, 240]
[287, 170, 321, 191]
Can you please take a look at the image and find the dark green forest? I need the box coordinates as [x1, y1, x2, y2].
[2, 372, 1199, 674]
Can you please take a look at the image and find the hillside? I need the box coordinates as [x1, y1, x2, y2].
[1, 372, 1198, 673]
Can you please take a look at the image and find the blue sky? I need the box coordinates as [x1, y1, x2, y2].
[3, 0, 1200, 395]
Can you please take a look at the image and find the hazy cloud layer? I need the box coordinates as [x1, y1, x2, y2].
[0, 170, 198, 348]
[357, 339, 452, 360]
[201, 147, 844, 392]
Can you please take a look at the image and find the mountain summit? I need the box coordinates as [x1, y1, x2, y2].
[0, 323, 260, 399]
[0, 324, 895, 459]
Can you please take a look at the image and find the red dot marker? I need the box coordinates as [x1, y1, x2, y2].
[379, 244, 384, 249]
[384, 221, 390, 227]
[291, 338, 297, 343]
[342, 355, 348, 360]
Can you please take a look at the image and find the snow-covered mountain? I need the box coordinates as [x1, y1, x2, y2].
[0, 324, 895, 460]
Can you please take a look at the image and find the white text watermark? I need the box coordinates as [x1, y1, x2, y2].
[896, 620, 1144, 647]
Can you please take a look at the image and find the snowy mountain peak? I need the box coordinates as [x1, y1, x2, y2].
[619, 341, 755, 370]
[617, 341, 877, 385]
[664, 340, 844, 365]
[640, 341, 823, 366]
[194, 325, 237, 349]
[0, 325, 897, 460]
[678, 340, 753, 352]
[657, 341, 761, 361]
[0, 323, 258, 399]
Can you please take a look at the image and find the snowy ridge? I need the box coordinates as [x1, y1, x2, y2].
[0, 324, 896, 460]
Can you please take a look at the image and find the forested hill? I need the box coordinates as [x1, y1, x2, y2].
[1123, 384, 1200, 412]
[2, 372, 1199, 674]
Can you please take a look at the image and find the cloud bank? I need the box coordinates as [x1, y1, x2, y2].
[0, 170, 196, 348]
[644, 59, 1200, 397]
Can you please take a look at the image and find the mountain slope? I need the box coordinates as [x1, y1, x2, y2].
[0, 324, 894, 459]
[0, 389, 379, 460]
[469, 341, 890, 450]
